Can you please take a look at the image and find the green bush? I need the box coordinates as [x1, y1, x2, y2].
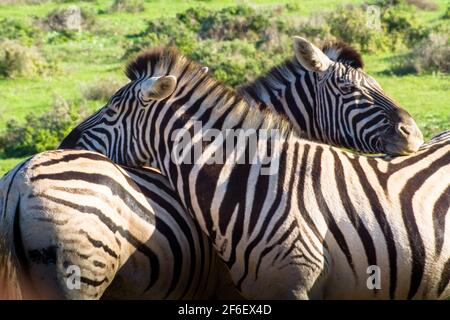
[0, 18, 42, 45]
[0, 98, 88, 158]
[411, 32, 450, 73]
[81, 77, 124, 101]
[191, 39, 286, 86]
[129, 5, 280, 53]
[322, 3, 428, 53]
[195, 6, 273, 41]
[326, 5, 388, 53]
[443, 4, 450, 19]
[390, 31, 449, 74]
[381, 2, 428, 49]
[0, 40, 52, 78]
[129, 20, 198, 56]
[124, 2, 438, 86]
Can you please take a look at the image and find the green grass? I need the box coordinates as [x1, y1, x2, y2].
[0, 157, 27, 176]
[365, 52, 450, 140]
[0, 62, 125, 126]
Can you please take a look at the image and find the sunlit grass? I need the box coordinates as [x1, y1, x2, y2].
[0, 157, 27, 176]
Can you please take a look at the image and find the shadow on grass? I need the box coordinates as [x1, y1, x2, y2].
[375, 52, 418, 76]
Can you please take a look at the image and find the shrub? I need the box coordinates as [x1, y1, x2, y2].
[109, 0, 145, 13]
[381, 2, 428, 48]
[126, 2, 435, 86]
[128, 20, 198, 57]
[196, 6, 274, 41]
[0, 98, 89, 158]
[0, 0, 48, 3]
[411, 33, 450, 73]
[191, 39, 287, 86]
[137, 5, 283, 43]
[0, 40, 52, 78]
[390, 32, 450, 74]
[326, 5, 388, 53]
[443, 4, 450, 19]
[405, 0, 438, 11]
[81, 77, 124, 101]
[0, 18, 42, 45]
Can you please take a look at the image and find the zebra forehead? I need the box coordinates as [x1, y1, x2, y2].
[322, 41, 364, 70]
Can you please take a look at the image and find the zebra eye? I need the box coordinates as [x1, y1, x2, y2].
[340, 84, 353, 94]
[105, 108, 118, 116]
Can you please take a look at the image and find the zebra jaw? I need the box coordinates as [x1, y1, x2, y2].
[293, 36, 333, 73]
[140, 75, 177, 101]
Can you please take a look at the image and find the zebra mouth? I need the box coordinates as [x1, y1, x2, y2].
[381, 130, 424, 156]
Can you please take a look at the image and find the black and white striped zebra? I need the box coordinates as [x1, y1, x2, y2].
[0, 150, 239, 299]
[239, 37, 424, 155]
[59, 46, 449, 299]
[61, 38, 423, 157]
[238, 37, 423, 155]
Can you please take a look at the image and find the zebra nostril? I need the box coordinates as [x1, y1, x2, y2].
[397, 124, 411, 137]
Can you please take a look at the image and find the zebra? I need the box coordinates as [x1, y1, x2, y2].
[60, 37, 423, 157]
[18, 37, 421, 299]
[58, 45, 450, 299]
[0, 149, 240, 299]
[240, 37, 424, 155]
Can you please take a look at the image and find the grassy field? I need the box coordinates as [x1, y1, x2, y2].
[0, 0, 448, 175]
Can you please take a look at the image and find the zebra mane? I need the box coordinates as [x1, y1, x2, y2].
[322, 41, 364, 69]
[125, 47, 296, 139]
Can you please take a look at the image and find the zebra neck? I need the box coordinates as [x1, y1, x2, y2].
[240, 63, 321, 141]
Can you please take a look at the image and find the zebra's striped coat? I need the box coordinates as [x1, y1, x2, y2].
[0, 150, 240, 299]
[238, 39, 424, 155]
[61, 48, 450, 299]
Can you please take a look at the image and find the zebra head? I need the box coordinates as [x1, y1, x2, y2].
[292, 37, 424, 155]
[60, 72, 178, 167]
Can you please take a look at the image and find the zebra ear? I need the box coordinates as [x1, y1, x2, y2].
[293, 36, 332, 73]
[200, 66, 209, 74]
[141, 75, 177, 101]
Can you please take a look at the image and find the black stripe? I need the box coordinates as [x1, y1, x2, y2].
[36, 194, 160, 290]
[218, 156, 252, 270]
[400, 153, 450, 299]
[433, 186, 449, 257]
[296, 144, 327, 247]
[331, 149, 378, 270]
[311, 146, 356, 277]
[438, 259, 450, 297]
[249, 142, 290, 285]
[346, 153, 398, 299]
[265, 143, 299, 243]
[80, 276, 108, 287]
[123, 165, 206, 299]
[80, 230, 118, 259]
[31, 171, 156, 225]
